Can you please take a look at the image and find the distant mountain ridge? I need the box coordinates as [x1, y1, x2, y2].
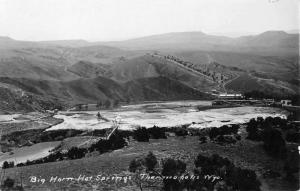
[2, 30, 298, 52]
[99, 30, 298, 55]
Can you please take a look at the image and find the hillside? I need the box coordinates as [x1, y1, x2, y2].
[0, 75, 211, 112]
[102, 31, 299, 55]
[0, 31, 298, 112]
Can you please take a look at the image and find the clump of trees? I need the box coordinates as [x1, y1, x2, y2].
[161, 158, 187, 191]
[191, 154, 261, 191]
[246, 116, 299, 158]
[174, 128, 188, 137]
[262, 128, 287, 158]
[128, 152, 261, 191]
[133, 125, 191, 142]
[2, 161, 14, 169]
[129, 152, 159, 190]
[89, 131, 127, 153]
[67, 147, 87, 160]
[208, 125, 240, 139]
[195, 124, 241, 145]
[148, 126, 167, 139]
[133, 127, 150, 142]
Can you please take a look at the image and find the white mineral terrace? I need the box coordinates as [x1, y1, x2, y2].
[47, 101, 287, 131]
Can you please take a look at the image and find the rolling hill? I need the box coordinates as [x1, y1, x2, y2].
[0, 75, 212, 112]
[0, 30, 298, 112]
[102, 31, 299, 56]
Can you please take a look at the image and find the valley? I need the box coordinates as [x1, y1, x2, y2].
[0, 30, 298, 191]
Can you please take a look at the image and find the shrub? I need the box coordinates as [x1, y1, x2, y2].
[133, 127, 150, 142]
[148, 126, 167, 139]
[262, 128, 287, 158]
[194, 154, 261, 191]
[129, 158, 144, 173]
[109, 131, 128, 149]
[209, 125, 240, 140]
[2, 161, 14, 169]
[246, 120, 261, 141]
[199, 136, 207, 144]
[285, 129, 300, 143]
[89, 131, 127, 153]
[67, 147, 87, 160]
[233, 168, 261, 191]
[2, 177, 14, 189]
[215, 135, 237, 145]
[2, 161, 9, 169]
[162, 158, 187, 191]
[174, 128, 188, 137]
[284, 149, 299, 180]
[144, 152, 157, 171]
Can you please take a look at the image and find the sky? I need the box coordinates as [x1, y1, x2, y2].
[0, 0, 298, 41]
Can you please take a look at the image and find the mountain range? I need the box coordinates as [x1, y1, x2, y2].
[0, 30, 298, 113]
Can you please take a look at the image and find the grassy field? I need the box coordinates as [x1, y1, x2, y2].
[2, 130, 298, 191]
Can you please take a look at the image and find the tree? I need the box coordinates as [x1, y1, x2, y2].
[148, 126, 166, 139]
[262, 128, 286, 158]
[2, 177, 14, 189]
[67, 147, 87, 159]
[162, 159, 186, 191]
[129, 158, 146, 191]
[133, 127, 150, 142]
[144, 152, 157, 171]
[2, 161, 9, 169]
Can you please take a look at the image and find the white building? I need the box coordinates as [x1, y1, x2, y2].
[280, 100, 292, 106]
[218, 93, 244, 99]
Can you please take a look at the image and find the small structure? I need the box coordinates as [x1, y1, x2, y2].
[218, 93, 244, 100]
[280, 100, 292, 106]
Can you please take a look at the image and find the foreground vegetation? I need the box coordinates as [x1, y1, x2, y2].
[129, 152, 261, 191]
[1, 111, 299, 190]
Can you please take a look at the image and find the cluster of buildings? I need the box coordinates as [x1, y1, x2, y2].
[213, 93, 293, 107]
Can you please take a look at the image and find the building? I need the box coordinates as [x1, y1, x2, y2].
[218, 93, 244, 100]
[280, 100, 292, 106]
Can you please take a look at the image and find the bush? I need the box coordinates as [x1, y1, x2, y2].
[215, 135, 237, 145]
[129, 151, 158, 173]
[194, 154, 261, 191]
[234, 168, 261, 191]
[174, 128, 188, 137]
[284, 149, 299, 180]
[209, 125, 240, 141]
[2, 177, 14, 189]
[285, 129, 300, 143]
[209, 125, 240, 139]
[2, 161, 14, 169]
[89, 131, 127, 153]
[162, 158, 187, 191]
[129, 158, 144, 173]
[133, 127, 150, 142]
[144, 152, 157, 171]
[262, 128, 287, 158]
[148, 126, 167, 139]
[67, 147, 87, 160]
[2, 161, 9, 169]
[199, 136, 207, 144]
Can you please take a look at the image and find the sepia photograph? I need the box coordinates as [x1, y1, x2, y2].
[0, 0, 299, 190]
